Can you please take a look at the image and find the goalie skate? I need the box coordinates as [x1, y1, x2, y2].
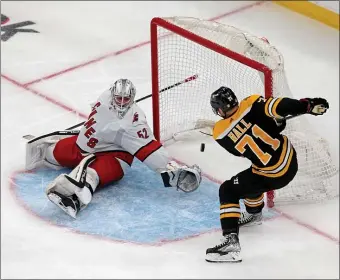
[47, 191, 81, 219]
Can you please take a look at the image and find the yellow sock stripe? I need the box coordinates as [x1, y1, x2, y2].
[220, 213, 241, 219]
[220, 203, 240, 209]
[244, 193, 264, 202]
[244, 201, 264, 208]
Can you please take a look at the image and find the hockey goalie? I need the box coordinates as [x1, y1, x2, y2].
[25, 79, 202, 218]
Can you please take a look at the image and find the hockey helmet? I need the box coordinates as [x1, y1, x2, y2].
[210, 86, 238, 118]
[111, 79, 136, 118]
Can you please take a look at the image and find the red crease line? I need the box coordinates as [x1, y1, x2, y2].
[22, 1, 265, 86]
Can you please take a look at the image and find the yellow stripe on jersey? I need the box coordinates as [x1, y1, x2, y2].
[252, 136, 288, 171]
[264, 97, 273, 118]
[252, 142, 294, 178]
[271, 98, 283, 118]
[265, 97, 284, 119]
[213, 94, 261, 140]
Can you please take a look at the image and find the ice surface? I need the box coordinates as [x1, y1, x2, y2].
[1, 1, 338, 278]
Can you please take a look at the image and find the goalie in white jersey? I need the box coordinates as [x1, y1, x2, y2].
[25, 79, 202, 218]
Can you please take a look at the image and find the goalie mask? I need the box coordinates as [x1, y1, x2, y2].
[210, 86, 239, 118]
[111, 79, 136, 118]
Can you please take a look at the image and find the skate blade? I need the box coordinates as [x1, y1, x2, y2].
[47, 193, 77, 219]
[240, 221, 262, 227]
[205, 252, 242, 263]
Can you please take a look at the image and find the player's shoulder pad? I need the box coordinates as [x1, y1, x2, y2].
[130, 103, 148, 126]
[213, 119, 230, 140]
[243, 94, 262, 106]
[96, 89, 112, 106]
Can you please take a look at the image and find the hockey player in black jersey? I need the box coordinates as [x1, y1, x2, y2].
[205, 86, 329, 263]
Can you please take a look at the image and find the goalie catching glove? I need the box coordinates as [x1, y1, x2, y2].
[161, 161, 202, 193]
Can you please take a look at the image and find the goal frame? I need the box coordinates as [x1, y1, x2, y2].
[150, 17, 276, 207]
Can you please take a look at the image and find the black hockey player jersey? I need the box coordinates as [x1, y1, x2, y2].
[213, 94, 307, 178]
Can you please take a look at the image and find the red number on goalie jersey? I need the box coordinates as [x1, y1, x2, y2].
[87, 137, 98, 148]
[137, 128, 149, 139]
[84, 101, 100, 148]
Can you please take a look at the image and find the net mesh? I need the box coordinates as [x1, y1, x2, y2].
[152, 17, 338, 204]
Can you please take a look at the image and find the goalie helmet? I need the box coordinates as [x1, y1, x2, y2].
[210, 86, 238, 118]
[111, 79, 136, 118]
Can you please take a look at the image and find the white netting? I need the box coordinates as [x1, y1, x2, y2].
[152, 17, 338, 205]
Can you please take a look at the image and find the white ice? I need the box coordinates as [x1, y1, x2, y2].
[1, 1, 339, 278]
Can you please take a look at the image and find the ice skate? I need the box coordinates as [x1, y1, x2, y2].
[239, 211, 262, 227]
[205, 233, 242, 263]
[47, 191, 81, 219]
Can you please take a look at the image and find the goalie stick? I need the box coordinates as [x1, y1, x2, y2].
[66, 74, 198, 130]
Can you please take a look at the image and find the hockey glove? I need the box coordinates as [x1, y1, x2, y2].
[161, 161, 202, 193]
[300, 98, 329, 116]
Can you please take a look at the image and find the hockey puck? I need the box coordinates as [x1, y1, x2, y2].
[200, 143, 205, 152]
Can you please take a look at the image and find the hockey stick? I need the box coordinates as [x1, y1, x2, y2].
[198, 114, 302, 137]
[66, 74, 198, 130]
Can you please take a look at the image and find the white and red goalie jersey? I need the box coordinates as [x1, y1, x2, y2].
[77, 89, 169, 173]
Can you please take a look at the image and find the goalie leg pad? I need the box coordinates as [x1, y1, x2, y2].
[47, 191, 81, 219]
[25, 131, 79, 171]
[46, 155, 99, 217]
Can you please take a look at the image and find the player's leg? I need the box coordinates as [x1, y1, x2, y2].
[51, 135, 84, 168]
[89, 153, 125, 186]
[239, 193, 265, 227]
[239, 147, 298, 226]
[46, 153, 126, 218]
[205, 169, 254, 263]
[25, 132, 80, 170]
[205, 167, 270, 263]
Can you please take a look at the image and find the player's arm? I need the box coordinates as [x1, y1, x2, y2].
[264, 97, 329, 119]
[120, 122, 201, 193]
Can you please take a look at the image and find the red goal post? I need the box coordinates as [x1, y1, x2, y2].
[150, 17, 338, 207]
[151, 17, 274, 142]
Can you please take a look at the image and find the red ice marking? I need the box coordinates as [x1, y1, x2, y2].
[8, 169, 222, 246]
[172, 159, 339, 245]
[1, 74, 87, 119]
[8, 2, 335, 245]
[22, 40, 151, 86]
[22, 1, 266, 86]
[273, 208, 339, 245]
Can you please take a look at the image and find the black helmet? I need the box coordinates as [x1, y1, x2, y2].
[210, 86, 238, 118]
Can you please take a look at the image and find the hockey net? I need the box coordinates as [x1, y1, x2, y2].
[150, 17, 339, 207]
